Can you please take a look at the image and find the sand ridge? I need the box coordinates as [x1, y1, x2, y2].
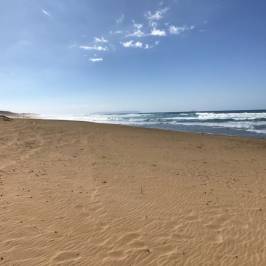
[0, 118, 266, 265]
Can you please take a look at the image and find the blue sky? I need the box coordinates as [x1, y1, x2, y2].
[0, 0, 266, 114]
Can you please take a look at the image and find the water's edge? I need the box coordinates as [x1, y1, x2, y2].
[37, 110, 266, 139]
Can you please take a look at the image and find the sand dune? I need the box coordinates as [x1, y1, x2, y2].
[0, 118, 266, 265]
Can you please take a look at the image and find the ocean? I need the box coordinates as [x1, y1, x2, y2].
[41, 110, 266, 138]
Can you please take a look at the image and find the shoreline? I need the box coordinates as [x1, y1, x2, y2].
[29, 109, 266, 139]
[18, 116, 266, 141]
[1, 118, 266, 265]
[22, 117, 266, 140]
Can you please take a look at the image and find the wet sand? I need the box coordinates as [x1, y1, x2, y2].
[0, 118, 266, 265]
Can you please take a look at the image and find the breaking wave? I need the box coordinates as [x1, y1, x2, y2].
[39, 110, 266, 137]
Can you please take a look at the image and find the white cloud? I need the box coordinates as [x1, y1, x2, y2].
[121, 41, 155, 49]
[134, 41, 143, 48]
[150, 28, 167, 37]
[127, 23, 145, 38]
[169, 25, 195, 35]
[116, 14, 125, 24]
[145, 8, 168, 22]
[128, 30, 145, 38]
[169, 25, 179, 34]
[110, 30, 123, 35]
[150, 21, 158, 28]
[135, 42, 143, 48]
[122, 41, 131, 48]
[89, 58, 103, 62]
[42, 9, 51, 17]
[94, 37, 108, 43]
[122, 40, 143, 48]
[79, 45, 108, 51]
[134, 23, 143, 29]
[77, 4, 196, 62]
[144, 43, 155, 49]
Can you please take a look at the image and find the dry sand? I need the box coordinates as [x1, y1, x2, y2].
[0, 118, 266, 265]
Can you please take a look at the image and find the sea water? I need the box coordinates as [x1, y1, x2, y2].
[41, 110, 266, 138]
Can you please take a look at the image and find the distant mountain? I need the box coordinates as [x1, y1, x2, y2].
[0, 110, 33, 118]
[0, 110, 18, 116]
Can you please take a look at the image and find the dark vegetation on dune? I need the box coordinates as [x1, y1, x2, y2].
[0, 111, 18, 121]
[0, 110, 32, 120]
[0, 110, 19, 116]
[0, 115, 12, 121]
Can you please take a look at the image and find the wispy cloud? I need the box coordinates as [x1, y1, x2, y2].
[42, 9, 51, 17]
[145, 8, 168, 22]
[122, 40, 154, 49]
[150, 28, 167, 37]
[110, 30, 123, 35]
[77, 3, 197, 63]
[127, 23, 145, 38]
[94, 37, 108, 43]
[89, 57, 103, 62]
[122, 40, 143, 48]
[116, 14, 125, 24]
[169, 25, 195, 35]
[143, 42, 159, 49]
[80, 45, 108, 51]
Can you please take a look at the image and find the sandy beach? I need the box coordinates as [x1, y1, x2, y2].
[1, 117, 266, 265]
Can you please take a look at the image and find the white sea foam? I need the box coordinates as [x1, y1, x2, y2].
[38, 111, 266, 137]
[196, 112, 266, 121]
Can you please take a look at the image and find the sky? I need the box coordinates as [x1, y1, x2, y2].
[0, 0, 266, 114]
